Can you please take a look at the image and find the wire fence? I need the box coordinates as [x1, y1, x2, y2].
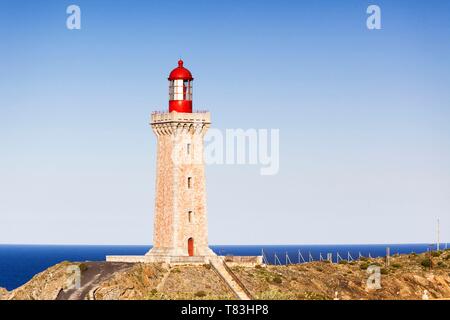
[259, 243, 449, 265]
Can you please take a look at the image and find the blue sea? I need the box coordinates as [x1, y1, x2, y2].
[0, 243, 447, 291]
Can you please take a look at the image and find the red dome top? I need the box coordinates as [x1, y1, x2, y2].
[168, 60, 193, 81]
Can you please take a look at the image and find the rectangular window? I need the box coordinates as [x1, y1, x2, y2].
[187, 177, 192, 189]
[187, 143, 191, 155]
[188, 211, 192, 223]
[169, 79, 183, 100]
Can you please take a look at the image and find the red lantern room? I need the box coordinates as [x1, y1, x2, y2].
[168, 60, 193, 113]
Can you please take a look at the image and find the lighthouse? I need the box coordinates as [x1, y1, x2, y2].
[144, 60, 215, 261]
[105, 60, 261, 270]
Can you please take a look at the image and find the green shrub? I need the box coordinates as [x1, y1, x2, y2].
[204, 264, 212, 270]
[78, 263, 88, 272]
[431, 251, 442, 257]
[255, 264, 262, 269]
[300, 292, 330, 300]
[338, 260, 348, 265]
[272, 276, 283, 284]
[380, 268, 388, 275]
[360, 262, 369, 270]
[150, 289, 158, 295]
[391, 263, 401, 268]
[371, 262, 382, 267]
[359, 257, 368, 262]
[421, 259, 432, 268]
[194, 291, 207, 298]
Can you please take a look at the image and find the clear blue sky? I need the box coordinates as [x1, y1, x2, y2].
[1, 0, 449, 245]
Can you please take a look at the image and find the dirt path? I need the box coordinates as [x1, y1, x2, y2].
[57, 262, 134, 300]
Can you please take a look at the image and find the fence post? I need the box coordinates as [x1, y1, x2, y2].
[286, 252, 292, 265]
[347, 251, 353, 262]
[298, 250, 306, 263]
[385, 247, 390, 267]
[274, 253, 282, 265]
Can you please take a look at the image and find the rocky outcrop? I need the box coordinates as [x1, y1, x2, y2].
[56, 262, 134, 300]
[153, 264, 234, 300]
[3, 251, 450, 300]
[6, 261, 74, 300]
[94, 263, 235, 300]
[93, 263, 169, 300]
[0, 287, 9, 300]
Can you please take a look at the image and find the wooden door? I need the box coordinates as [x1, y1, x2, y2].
[188, 238, 194, 256]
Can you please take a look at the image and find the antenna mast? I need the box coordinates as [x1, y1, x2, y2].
[437, 218, 440, 251]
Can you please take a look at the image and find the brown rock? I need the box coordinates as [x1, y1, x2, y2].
[0, 287, 9, 300]
[8, 262, 73, 300]
[4, 251, 450, 300]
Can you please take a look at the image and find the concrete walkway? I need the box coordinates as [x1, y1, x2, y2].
[156, 267, 172, 292]
[209, 257, 251, 300]
[57, 262, 134, 300]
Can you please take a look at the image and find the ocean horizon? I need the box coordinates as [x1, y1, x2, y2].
[0, 243, 448, 291]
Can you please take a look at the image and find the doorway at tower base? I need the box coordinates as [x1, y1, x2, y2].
[145, 246, 217, 258]
[107, 246, 217, 264]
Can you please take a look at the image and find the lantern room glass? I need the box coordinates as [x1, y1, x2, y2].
[169, 80, 192, 101]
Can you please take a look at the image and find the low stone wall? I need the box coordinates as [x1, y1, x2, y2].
[222, 256, 263, 267]
[106, 255, 208, 265]
[106, 255, 263, 266]
[106, 255, 153, 263]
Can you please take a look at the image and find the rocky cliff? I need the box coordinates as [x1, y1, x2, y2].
[0, 287, 8, 299]
[1, 251, 450, 300]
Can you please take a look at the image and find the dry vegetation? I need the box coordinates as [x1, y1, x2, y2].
[2, 250, 450, 300]
[94, 263, 234, 300]
[232, 250, 450, 300]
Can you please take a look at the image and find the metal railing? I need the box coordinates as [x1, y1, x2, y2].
[221, 260, 254, 300]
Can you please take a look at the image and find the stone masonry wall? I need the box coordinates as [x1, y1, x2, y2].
[149, 112, 212, 257]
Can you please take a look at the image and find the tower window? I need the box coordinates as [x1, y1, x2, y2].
[187, 177, 192, 189]
[188, 211, 193, 223]
[187, 143, 191, 155]
[169, 79, 192, 101]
